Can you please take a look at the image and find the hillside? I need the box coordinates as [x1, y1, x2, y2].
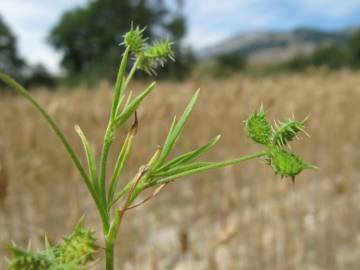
[198, 27, 357, 64]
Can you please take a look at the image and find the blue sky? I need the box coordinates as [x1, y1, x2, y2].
[1, 0, 360, 73]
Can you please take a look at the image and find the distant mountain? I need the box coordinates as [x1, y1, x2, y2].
[197, 27, 358, 64]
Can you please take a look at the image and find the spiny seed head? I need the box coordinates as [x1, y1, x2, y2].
[137, 53, 158, 75]
[122, 25, 147, 54]
[146, 40, 175, 62]
[9, 248, 51, 270]
[268, 149, 315, 181]
[53, 220, 96, 266]
[245, 106, 271, 145]
[9, 219, 96, 269]
[49, 263, 78, 270]
[137, 40, 175, 75]
[272, 117, 308, 147]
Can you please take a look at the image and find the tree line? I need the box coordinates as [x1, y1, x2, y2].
[1, 0, 360, 88]
[0, 0, 193, 89]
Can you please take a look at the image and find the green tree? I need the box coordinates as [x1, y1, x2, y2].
[214, 52, 247, 77]
[310, 45, 347, 70]
[348, 29, 360, 69]
[25, 64, 56, 89]
[49, 0, 190, 83]
[0, 15, 25, 82]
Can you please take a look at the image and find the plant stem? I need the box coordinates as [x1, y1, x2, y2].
[124, 58, 140, 89]
[105, 238, 115, 270]
[99, 52, 139, 208]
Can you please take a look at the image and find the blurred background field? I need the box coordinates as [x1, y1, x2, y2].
[1, 72, 360, 269]
[1, 0, 360, 269]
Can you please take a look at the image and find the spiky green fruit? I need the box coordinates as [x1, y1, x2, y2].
[146, 40, 174, 63]
[137, 40, 174, 75]
[245, 106, 271, 145]
[123, 26, 146, 54]
[268, 149, 314, 181]
[272, 117, 307, 147]
[9, 248, 51, 270]
[53, 221, 96, 266]
[9, 220, 96, 270]
[137, 54, 158, 75]
[49, 262, 81, 270]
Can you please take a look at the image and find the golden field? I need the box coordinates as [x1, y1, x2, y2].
[1, 71, 360, 269]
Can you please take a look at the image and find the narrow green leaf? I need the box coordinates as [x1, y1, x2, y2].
[108, 129, 136, 204]
[123, 91, 133, 109]
[155, 89, 200, 168]
[111, 46, 130, 119]
[157, 134, 221, 172]
[159, 115, 177, 154]
[155, 151, 267, 185]
[75, 125, 98, 189]
[114, 94, 125, 119]
[153, 162, 213, 178]
[114, 82, 156, 127]
[168, 115, 177, 137]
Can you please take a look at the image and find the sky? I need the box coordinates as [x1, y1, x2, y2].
[1, 0, 360, 73]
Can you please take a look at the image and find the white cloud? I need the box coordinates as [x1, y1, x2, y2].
[0, 0, 87, 73]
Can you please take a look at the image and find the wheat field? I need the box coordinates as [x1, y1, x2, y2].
[1, 71, 360, 269]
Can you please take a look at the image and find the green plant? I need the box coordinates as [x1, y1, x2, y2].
[0, 26, 315, 270]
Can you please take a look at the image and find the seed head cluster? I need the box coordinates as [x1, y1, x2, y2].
[122, 25, 174, 75]
[245, 107, 315, 181]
